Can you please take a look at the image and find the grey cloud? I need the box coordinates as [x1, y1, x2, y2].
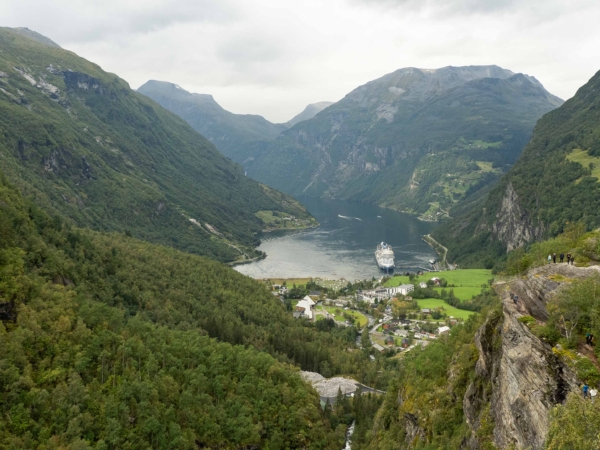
[3, 0, 240, 43]
[217, 36, 284, 64]
[352, 0, 533, 15]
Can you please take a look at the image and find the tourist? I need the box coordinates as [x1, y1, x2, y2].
[560, 253, 564, 263]
[553, 253, 557, 263]
[583, 383, 590, 399]
[567, 253, 572, 264]
[586, 332, 592, 345]
[591, 388, 598, 403]
[571, 256, 575, 266]
[547, 255, 552, 264]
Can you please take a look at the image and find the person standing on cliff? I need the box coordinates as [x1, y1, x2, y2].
[553, 253, 557, 263]
[583, 383, 590, 399]
[571, 256, 576, 266]
[591, 388, 598, 403]
[567, 253, 572, 264]
[560, 253, 564, 263]
[548, 255, 552, 264]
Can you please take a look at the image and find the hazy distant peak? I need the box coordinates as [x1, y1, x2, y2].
[286, 101, 335, 127]
[10, 27, 61, 48]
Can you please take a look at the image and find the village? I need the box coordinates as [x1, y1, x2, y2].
[265, 271, 488, 355]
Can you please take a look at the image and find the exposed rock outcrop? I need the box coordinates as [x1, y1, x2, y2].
[492, 182, 543, 252]
[465, 264, 600, 449]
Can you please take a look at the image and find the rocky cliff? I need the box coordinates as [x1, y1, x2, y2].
[465, 263, 600, 449]
[370, 263, 599, 449]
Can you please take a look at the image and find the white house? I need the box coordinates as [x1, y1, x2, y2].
[437, 326, 450, 334]
[295, 296, 316, 320]
[419, 282, 428, 289]
[358, 289, 389, 304]
[394, 329, 409, 337]
[385, 284, 414, 297]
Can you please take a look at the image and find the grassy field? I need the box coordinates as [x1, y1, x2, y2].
[416, 299, 476, 321]
[318, 306, 368, 327]
[433, 286, 484, 301]
[385, 269, 492, 289]
[567, 149, 600, 181]
[263, 278, 312, 287]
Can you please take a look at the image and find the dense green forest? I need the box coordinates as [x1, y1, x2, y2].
[0, 27, 312, 263]
[434, 68, 600, 269]
[0, 170, 391, 448]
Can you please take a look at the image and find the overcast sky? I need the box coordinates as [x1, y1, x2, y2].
[3, 0, 599, 122]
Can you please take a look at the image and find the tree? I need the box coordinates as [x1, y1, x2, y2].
[361, 328, 371, 349]
[546, 393, 600, 450]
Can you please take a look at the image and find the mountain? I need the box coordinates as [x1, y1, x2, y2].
[246, 65, 563, 219]
[0, 171, 353, 448]
[0, 27, 313, 262]
[433, 69, 600, 268]
[11, 27, 61, 48]
[138, 80, 287, 164]
[286, 101, 334, 127]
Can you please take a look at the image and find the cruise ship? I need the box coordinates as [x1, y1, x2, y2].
[375, 242, 395, 271]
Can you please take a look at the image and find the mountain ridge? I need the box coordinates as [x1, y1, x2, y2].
[246, 65, 563, 219]
[0, 27, 313, 262]
[433, 68, 600, 268]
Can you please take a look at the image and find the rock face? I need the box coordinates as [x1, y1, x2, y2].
[285, 101, 334, 127]
[464, 264, 600, 449]
[492, 182, 544, 252]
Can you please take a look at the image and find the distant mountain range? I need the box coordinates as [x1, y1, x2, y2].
[0, 27, 313, 262]
[434, 68, 600, 268]
[285, 101, 334, 127]
[138, 80, 332, 164]
[245, 65, 563, 219]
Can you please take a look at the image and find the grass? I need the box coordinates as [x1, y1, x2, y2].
[416, 299, 475, 321]
[384, 269, 492, 288]
[433, 286, 484, 301]
[566, 149, 600, 182]
[317, 306, 368, 327]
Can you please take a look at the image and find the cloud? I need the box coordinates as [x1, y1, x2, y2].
[1, 0, 599, 122]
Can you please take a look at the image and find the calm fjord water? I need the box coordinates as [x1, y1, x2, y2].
[235, 197, 438, 280]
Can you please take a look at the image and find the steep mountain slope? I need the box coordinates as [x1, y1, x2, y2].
[434, 69, 600, 268]
[0, 28, 312, 262]
[11, 27, 61, 48]
[368, 261, 600, 449]
[286, 101, 334, 127]
[248, 66, 562, 219]
[138, 80, 287, 164]
[0, 172, 349, 448]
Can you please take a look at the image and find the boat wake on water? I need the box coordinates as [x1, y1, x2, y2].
[338, 214, 362, 221]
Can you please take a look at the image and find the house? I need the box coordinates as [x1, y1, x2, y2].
[372, 343, 385, 352]
[430, 277, 442, 286]
[421, 308, 431, 314]
[358, 288, 389, 303]
[295, 296, 316, 320]
[428, 333, 437, 339]
[278, 286, 289, 295]
[401, 338, 410, 348]
[419, 282, 428, 289]
[394, 329, 409, 337]
[449, 319, 458, 325]
[414, 332, 425, 339]
[437, 326, 450, 334]
[385, 336, 395, 345]
[400, 284, 414, 295]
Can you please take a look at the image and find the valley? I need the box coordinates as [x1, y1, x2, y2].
[3, 19, 600, 450]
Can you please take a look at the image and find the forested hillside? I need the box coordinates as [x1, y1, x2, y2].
[434, 68, 600, 268]
[0, 170, 380, 447]
[0, 27, 312, 263]
[247, 66, 562, 219]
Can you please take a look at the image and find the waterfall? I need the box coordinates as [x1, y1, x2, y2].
[343, 421, 356, 449]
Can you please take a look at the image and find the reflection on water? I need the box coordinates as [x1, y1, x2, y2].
[235, 197, 438, 280]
